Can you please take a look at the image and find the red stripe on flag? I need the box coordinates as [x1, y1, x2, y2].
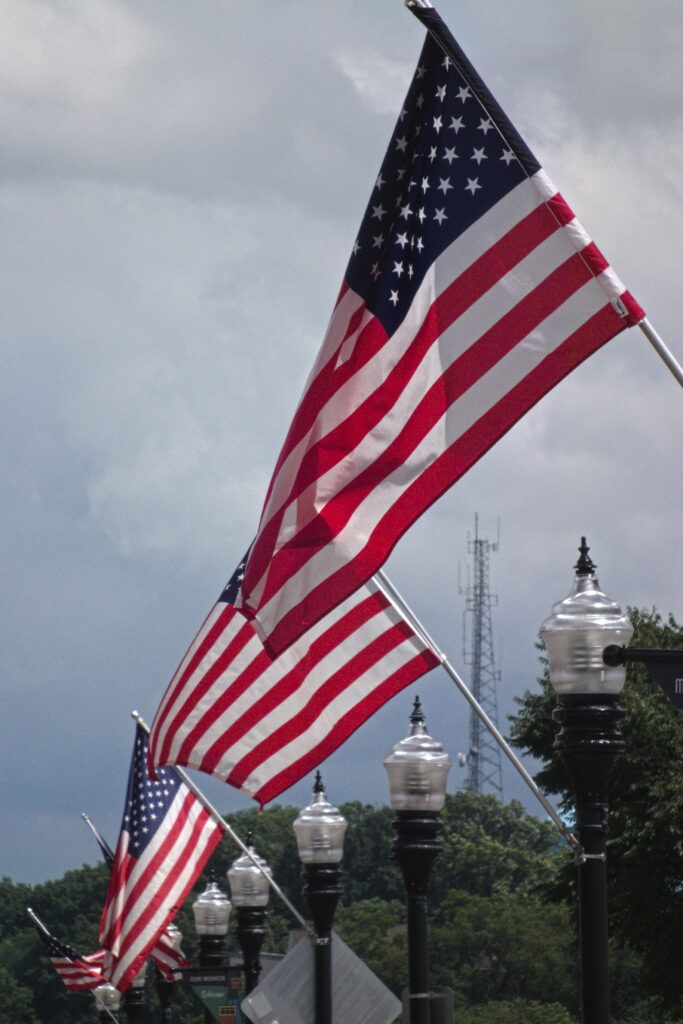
[251, 648, 439, 805]
[243, 201, 560, 601]
[226, 615, 418, 787]
[178, 591, 390, 775]
[252, 247, 598, 622]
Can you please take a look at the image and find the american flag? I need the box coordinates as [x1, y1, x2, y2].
[84, 813, 190, 980]
[99, 724, 223, 991]
[238, 12, 644, 656]
[32, 920, 106, 991]
[148, 555, 438, 806]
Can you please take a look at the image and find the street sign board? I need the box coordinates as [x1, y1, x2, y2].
[186, 967, 244, 1023]
[241, 935, 401, 1024]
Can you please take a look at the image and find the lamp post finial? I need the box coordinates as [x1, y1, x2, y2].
[575, 537, 596, 577]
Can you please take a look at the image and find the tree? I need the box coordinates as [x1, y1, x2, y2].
[509, 607, 683, 1013]
[454, 999, 576, 1024]
[0, 965, 40, 1024]
[430, 889, 578, 1010]
[431, 791, 562, 902]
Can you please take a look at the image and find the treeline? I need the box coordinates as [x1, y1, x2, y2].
[3, 607, 682, 1024]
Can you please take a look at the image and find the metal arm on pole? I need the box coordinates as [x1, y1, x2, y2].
[639, 318, 683, 388]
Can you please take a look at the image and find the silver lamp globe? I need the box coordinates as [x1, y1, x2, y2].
[94, 982, 122, 1012]
[540, 537, 634, 695]
[384, 696, 452, 811]
[227, 834, 272, 907]
[192, 877, 231, 936]
[293, 772, 348, 864]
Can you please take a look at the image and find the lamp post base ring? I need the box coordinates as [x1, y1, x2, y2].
[575, 850, 607, 865]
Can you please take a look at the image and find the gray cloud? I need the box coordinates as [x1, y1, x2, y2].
[1, 0, 681, 883]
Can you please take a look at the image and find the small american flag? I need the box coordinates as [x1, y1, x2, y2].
[84, 813, 189, 979]
[33, 922, 106, 991]
[148, 555, 438, 806]
[238, 11, 644, 656]
[99, 724, 222, 991]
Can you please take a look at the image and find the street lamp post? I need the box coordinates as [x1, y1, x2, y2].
[293, 772, 347, 1024]
[227, 831, 272, 994]
[123, 961, 147, 1023]
[93, 982, 122, 1023]
[540, 538, 634, 1024]
[192, 877, 231, 1024]
[384, 696, 452, 1024]
[154, 922, 183, 1024]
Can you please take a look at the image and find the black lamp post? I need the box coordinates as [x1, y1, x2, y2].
[227, 831, 272, 994]
[122, 961, 147, 1023]
[384, 697, 451, 1024]
[293, 772, 347, 1024]
[154, 921, 183, 1024]
[192, 877, 231, 1024]
[540, 538, 634, 1024]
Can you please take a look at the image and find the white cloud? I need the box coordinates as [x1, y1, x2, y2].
[335, 49, 412, 114]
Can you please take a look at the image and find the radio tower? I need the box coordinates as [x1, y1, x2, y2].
[460, 514, 503, 798]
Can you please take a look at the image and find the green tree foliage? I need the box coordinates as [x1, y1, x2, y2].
[509, 607, 683, 1014]
[431, 791, 561, 901]
[0, 965, 40, 1024]
[455, 998, 576, 1023]
[430, 890, 577, 1009]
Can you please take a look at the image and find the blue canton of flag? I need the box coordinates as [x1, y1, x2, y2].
[31, 916, 106, 991]
[346, 34, 528, 337]
[124, 735, 179, 857]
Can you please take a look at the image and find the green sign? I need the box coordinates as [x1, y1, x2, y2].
[188, 969, 244, 1023]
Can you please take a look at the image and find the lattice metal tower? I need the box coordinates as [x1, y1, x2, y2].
[460, 515, 503, 798]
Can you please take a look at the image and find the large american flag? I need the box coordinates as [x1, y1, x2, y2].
[99, 724, 223, 991]
[148, 556, 438, 806]
[238, 12, 644, 656]
[32, 922, 106, 991]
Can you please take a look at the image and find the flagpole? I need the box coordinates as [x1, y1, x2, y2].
[81, 812, 115, 861]
[639, 318, 683, 387]
[26, 906, 51, 937]
[374, 571, 583, 857]
[131, 711, 314, 936]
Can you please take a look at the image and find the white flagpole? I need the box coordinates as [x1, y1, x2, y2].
[639, 318, 683, 387]
[26, 906, 53, 940]
[374, 570, 582, 857]
[131, 711, 314, 936]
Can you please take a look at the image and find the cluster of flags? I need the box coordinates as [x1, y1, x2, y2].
[33, 2, 646, 1003]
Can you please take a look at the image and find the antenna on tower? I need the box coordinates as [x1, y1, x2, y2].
[458, 514, 503, 798]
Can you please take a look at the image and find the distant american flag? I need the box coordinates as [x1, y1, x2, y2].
[99, 724, 222, 991]
[148, 556, 438, 805]
[84, 813, 189, 979]
[33, 923, 105, 991]
[238, 12, 644, 656]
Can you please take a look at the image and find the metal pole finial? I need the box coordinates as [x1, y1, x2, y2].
[313, 770, 325, 795]
[410, 695, 425, 726]
[575, 537, 596, 577]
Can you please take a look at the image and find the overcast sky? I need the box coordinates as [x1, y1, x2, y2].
[2, 0, 682, 886]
